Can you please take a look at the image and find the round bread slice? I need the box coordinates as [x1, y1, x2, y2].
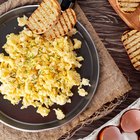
[26, 0, 61, 34]
[122, 29, 140, 70]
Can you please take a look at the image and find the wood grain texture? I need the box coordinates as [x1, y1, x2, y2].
[69, 0, 140, 139]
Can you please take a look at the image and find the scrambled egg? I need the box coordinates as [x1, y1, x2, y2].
[0, 18, 90, 119]
[17, 15, 28, 27]
[54, 108, 65, 120]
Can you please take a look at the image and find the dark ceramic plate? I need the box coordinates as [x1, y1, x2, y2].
[0, 5, 99, 131]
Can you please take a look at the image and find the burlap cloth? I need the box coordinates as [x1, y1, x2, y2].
[0, 0, 132, 140]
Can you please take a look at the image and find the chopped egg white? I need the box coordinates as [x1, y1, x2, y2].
[54, 108, 65, 120]
[17, 15, 28, 27]
[78, 88, 88, 97]
[81, 78, 91, 86]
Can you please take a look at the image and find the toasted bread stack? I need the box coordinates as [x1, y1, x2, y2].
[118, 0, 140, 13]
[43, 8, 76, 40]
[26, 0, 61, 34]
[122, 30, 140, 70]
[26, 0, 77, 40]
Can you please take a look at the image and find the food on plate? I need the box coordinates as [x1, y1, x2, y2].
[0, 0, 91, 120]
[67, 28, 77, 37]
[98, 126, 123, 140]
[43, 8, 77, 40]
[122, 132, 138, 140]
[26, 0, 61, 34]
[121, 30, 140, 70]
[53, 108, 65, 120]
[0, 26, 90, 119]
[17, 15, 28, 27]
[120, 109, 140, 132]
[26, 0, 77, 40]
[118, 0, 140, 13]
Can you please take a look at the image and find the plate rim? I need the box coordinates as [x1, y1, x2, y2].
[0, 5, 100, 132]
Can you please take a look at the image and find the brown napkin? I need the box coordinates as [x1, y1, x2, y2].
[0, 0, 131, 140]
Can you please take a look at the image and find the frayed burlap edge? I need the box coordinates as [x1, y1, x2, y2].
[60, 94, 127, 140]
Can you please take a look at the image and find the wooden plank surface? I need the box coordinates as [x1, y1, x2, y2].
[70, 0, 140, 139]
[0, 0, 139, 139]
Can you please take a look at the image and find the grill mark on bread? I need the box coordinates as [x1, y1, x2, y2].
[59, 14, 68, 34]
[57, 21, 65, 36]
[127, 41, 140, 53]
[118, 0, 140, 12]
[122, 30, 140, 70]
[118, 0, 140, 2]
[123, 31, 140, 45]
[66, 10, 73, 29]
[41, 2, 54, 20]
[28, 17, 41, 33]
[131, 53, 140, 63]
[31, 14, 44, 31]
[34, 9, 48, 30]
[39, 4, 52, 27]
[43, 8, 77, 40]
[122, 30, 138, 41]
[64, 11, 72, 31]
[119, 2, 139, 7]
[32, 13, 46, 33]
[125, 37, 140, 50]
[26, 0, 61, 34]
[121, 7, 137, 12]
[43, 0, 59, 16]
[134, 62, 140, 68]
[40, 2, 55, 24]
[66, 9, 75, 26]
[52, 27, 58, 38]
[54, 25, 61, 37]
[129, 48, 140, 59]
[71, 9, 77, 23]
[27, 21, 35, 31]
[62, 12, 69, 32]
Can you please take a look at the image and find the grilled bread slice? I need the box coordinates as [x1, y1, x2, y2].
[122, 30, 140, 70]
[43, 8, 77, 40]
[26, 0, 61, 34]
[118, 0, 140, 13]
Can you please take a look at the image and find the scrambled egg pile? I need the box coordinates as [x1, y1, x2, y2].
[0, 25, 90, 120]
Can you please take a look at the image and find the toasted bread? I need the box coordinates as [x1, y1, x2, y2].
[118, 0, 140, 12]
[26, 0, 61, 34]
[43, 8, 77, 40]
[122, 30, 140, 70]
